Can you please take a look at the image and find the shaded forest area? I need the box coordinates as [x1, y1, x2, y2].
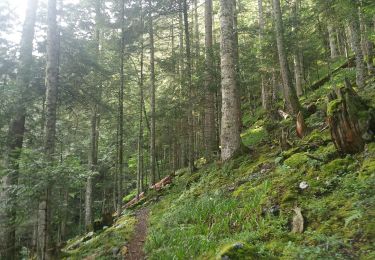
[0, 0, 374, 259]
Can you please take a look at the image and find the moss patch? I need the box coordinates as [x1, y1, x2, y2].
[327, 99, 342, 116]
[284, 153, 309, 168]
[62, 213, 136, 259]
[217, 242, 259, 260]
[241, 125, 268, 147]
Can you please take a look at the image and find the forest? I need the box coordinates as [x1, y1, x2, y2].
[0, 0, 374, 259]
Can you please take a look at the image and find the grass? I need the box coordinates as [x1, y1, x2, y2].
[62, 68, 375, 260]
[62, 213, 136, 259]
[143, 69, 375, 259]
[144, 134, 375, 259]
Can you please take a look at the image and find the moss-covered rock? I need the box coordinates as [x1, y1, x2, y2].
[217, 242, 259, 260]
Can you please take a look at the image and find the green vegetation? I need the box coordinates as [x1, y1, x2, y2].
[143, 125, 374, 259]
[62, 213, 136, 259]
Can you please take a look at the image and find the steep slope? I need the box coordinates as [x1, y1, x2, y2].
[63, 72, 375, 259]
[143, 75, 375, 259]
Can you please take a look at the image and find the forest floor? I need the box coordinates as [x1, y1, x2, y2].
[63, 68, 375, 259]
[125, 207, 149, 260]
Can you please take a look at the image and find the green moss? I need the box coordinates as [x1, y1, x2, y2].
[62, 214, 136, 259]
[241, 125, 268, 147]
[327, 99, 342, 116]
[313, 143, 337, 162]
[281, 147, 300, 159]
[217, 242, 259, 260]
[284, 153, 309, 168]
[305, 129, 331, 144]
[281, 189, 298, 206]
[320, 156, 354, 176]
[360, 158, 375, 176]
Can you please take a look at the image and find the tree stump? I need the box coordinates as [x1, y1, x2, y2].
[296, 111, 307, 138]
[327, 79, 375, 154]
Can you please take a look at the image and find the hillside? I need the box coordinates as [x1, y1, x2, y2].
[62, 72, 375, 259]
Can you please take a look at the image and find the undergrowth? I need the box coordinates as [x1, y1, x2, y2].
[144, 73, 375, 259]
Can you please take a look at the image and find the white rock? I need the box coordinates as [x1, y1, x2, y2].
[299, 181, 308, 190]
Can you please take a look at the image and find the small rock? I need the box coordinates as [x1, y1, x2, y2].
[233, 242, 243, 249]
[227, 185, 235, 192]
[292, 206, 304, 233]
[120, 245, 128, 256]
[299, 181, 308, 190]
[269, 205, 280, 216]
[111, 247, 120, 256]
[262, 205, 280, 217]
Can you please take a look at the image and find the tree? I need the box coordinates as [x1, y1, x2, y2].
[292, 0, 304, 97]
[149, 0, 156, 184]
[0, 0, 38, 258]
[204, 0, 216, 159]
[85, 0, 102, 229]
[38, 0, 59, 258]
[348, 8, 366, 88]
[327, 24, 338, 59]
[219, 0, 242, 161]
[272, 0, 301, 114]
[257, 0, 273, 110]
[182, 0, 195, 171]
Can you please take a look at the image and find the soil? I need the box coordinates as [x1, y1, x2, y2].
[125, 207, 150, 260]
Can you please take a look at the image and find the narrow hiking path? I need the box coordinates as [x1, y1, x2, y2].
[126, 207, 150, 260]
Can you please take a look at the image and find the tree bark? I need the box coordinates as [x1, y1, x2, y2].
[137, 1, 145, 197]
[149, 0, 157, 184]
[292, 0, 303, 97]
[348, 13, 366, 88]
[38, 0, 59, 258]
[183, 0, 195, 172]
[272, 0, 301, 114]
[327, 80, 368, 154]
[0, 1, 38, 258]
[117, 0, 125, 214]
[327, 24, 338, 59]
[85, 0, 102, 228]
[204, 0, 216, 159]
[219, 0, 242, 161]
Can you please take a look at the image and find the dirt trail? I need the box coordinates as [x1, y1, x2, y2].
[125, 207, 149, 260]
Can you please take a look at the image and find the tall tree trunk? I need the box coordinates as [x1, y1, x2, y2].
[219, 0, 242, 161]
[292, 0, 303, 97]
[85, 0, 102, 228]
[204, 0, 216, 159]
[272, 0, 301, 114]
[149, 0, 156, 184]
[349, 15, 366, 88]
[84, 113, 96, 229]
[137, 1, 145, 196]
[327, 24, 338, 59]
[0, 1, 38, 259]
[258, 0, 273, 110]
[233, 0, 242, 132]
[60, 189, 68, 241]
[194, 0, 200, 62]
[183, 0, 195, 172]
[117, 0, 125, 214]
[38, 0, 59, 258]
